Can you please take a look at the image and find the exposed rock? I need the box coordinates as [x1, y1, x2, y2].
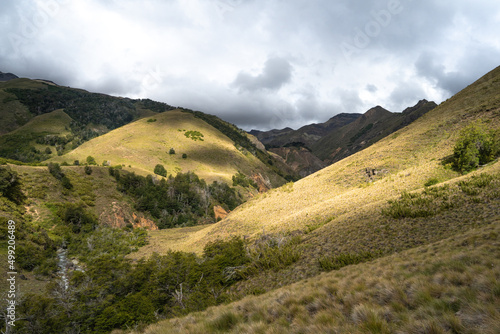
[99, 201, 158, 230]
[251, 173, 272, 193]
[214, 205, 229, 221]
[132, 213, 159, 230]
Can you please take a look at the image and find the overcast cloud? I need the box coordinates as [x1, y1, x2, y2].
[1, 0, 499, 130]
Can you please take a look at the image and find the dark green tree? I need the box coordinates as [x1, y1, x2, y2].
[154, 164, 167, 177]
[0, 167, 25, 204]
[452, 122, 499, 173]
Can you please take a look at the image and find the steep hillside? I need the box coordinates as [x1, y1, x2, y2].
[135, 219, 500, 334]
[51, 109, 285, 186]
[144, 66, 500, 257]
[250, 113, 361, 148]
[268, 146, 327, 177]
[251, 101, 436, 176]
[131, 67, 500, 334]
[312, 100, 438, 163]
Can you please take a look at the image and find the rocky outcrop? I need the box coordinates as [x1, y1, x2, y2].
[214, 205, 229, 221]
[99, 201, 158, 230]
[251, 173, 272, 193]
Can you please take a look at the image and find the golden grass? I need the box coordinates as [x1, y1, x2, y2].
[142, 66, 500, 255]
[128, 218, 500, 334]
[51, 110, 276, 184]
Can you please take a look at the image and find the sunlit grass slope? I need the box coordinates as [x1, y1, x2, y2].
[150, 66, 500, 254]
[134, 219, 500, 334]
[52, 109, 278, 184]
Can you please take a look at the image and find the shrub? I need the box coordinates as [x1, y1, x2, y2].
[169, 148, 176, 155]
[382, 185, 455, 219]
[319, 251, 377, 271]
[146, 118, 157, 123]
[232, 172, 257, 188]
[86, 155, 97, 165]
[61, 176, 73, 190]
[153, 164, 167, 177]
[424, 178, 439, 187]
[48, 162, 64, 180]
[452, 122, 499, 173]
[73, 160, 80, 166]
[84, 165, 92, 175]
[57, 203, 97, 233]
[45, 147, 52, 154]
[182, 153, 187, 159]
[0, 167, 25, 204]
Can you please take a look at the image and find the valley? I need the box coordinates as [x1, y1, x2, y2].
[0, 65, 499, 333]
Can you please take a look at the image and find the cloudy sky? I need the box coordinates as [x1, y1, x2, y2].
[1, 0, 499, 130]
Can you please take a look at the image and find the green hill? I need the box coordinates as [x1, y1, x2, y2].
[50, 109, 285, 185]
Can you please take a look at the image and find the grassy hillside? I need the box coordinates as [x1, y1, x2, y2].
[51, 110, 285, 185]
[129, 66, 500, 334]
[151, 66, 499, 254]
[133, 218, 500, 334]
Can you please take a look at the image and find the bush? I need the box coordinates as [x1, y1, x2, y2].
[84, 165, 92, 175]
[232, 172, 257, 188]
[86, 155, 97, 165]
[45, 147, 52, 154]
[57, 203, 97, 233]
[48, 162, 64, 180]
[452, 122, 499, 173]
[182, 153, 187, 159]
[0, 167, 25, 204]
[319, 251, 377, 271]
[153, 164, 167, 177]
[169, 148, 176, 155]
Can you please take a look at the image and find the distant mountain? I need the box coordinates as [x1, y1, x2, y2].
[311, 100, 437, 163]
[250, 113, 361, 148]
[250, 100, 437, 176]
[0, 71, 18, 81]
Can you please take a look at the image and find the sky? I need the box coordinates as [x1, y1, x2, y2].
[1, 0, 499, 131]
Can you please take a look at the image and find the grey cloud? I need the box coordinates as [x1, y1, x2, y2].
[366, 84, 378, 93]
[233, 57, 292, 92]
[388, 82, 426, 112]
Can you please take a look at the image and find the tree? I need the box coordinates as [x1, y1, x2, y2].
[169, 148, 176, 155]
[182, 153, 187, 159]
[154, 164, 167, 177]
[84, 165, 92, 175]
[45, 147, 52, 154]
[48, 162, 64, 180]
[86, 155, 97, 165]
[0, 167, 25, 204]
[452, 122, 499, 173]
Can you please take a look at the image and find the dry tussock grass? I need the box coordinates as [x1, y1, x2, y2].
[129, 220, 500, 333]
[148, 68, 500, 254]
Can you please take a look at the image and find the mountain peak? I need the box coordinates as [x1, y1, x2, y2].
[0, 71, 19, 82]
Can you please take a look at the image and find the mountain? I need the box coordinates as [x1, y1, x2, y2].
[311, 99, 438, 163]
[0, 71, 18, 81]
[1, 66, 499, 333]
[251, 100, 436, 176]
[49, 109, 284, 186]
[128, 66, 500, 333]
[249, 113, 361, 147]
[0, 77, 292, 184]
